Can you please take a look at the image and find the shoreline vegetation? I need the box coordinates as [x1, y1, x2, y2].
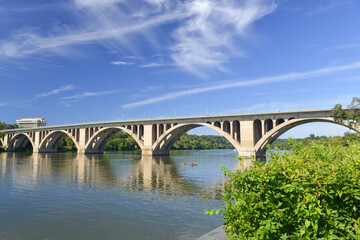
[217, 139, 360, 239]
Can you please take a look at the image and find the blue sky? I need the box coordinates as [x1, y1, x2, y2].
[0, 0, 359, 138]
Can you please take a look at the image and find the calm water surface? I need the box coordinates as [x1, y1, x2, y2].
[0, 150, 240, 240]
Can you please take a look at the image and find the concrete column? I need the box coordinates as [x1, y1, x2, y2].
[4, 134, 9, 148]
[230, 121, 233, 138]
[261, 120, 265, 137]
[157, 124, 160, 139]
[239, 120, 256, 157]
[78, 128, 87, 154]
[33, 131, 40, 153]
[142, 124, 154, 156]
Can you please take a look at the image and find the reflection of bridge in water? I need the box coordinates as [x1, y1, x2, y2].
[0, 152, 238, 200]
[1, 109, 358, 158]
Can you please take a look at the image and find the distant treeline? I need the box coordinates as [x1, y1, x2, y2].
[272, 132, 360, 150]
[104, 131, 140, 151]
[0, 123, 19, 130]
[0, 123, 18, 152]
[171, 133, 234, 150]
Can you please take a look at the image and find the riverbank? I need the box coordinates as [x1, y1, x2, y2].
[196, 226, 226, 240]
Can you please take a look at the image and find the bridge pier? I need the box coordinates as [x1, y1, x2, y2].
[142, 147, 155, 156]
[33, 147, 40, 153]
[237, 148, 257, 158]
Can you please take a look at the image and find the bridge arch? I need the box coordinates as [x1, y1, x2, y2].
[85, 127, 144, 154]
[8, 133, 34, 152]
[39, 130, 79, 153]
[255, 118, 360, 156]
[152, 123, 241, 155]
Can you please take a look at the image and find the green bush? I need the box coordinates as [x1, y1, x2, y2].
[222, 140, 360, 239]
[0, 146, 6, 152]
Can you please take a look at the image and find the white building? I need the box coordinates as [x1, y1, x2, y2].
[16, 118, 47, 128]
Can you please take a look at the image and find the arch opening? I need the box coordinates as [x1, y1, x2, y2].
[40, 131, 78, 153]
[232, 120, 240, 142]
[152, 123, 240, 155]
[256, 119, 360, 155]
[264, 119, 273, 133]
[152, 124, 157, 144]
[8, 134, 33, 152]
[223, 121, 230, 134]
[86, 127, 143, 154]
[253, 119, 262, 146]
[159, 124, 164, 136]
[276, 118, 285, 126]
[139, 125, 144, 140]
[133, 125, 138, 134]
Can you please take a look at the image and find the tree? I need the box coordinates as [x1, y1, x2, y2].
[58, 136, 77, 151]
[332, 97, 360, 128]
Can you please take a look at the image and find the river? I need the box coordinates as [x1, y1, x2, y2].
[0, 150, 240, 240]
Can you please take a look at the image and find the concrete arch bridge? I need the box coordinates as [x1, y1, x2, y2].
[1, 109, 358, 158]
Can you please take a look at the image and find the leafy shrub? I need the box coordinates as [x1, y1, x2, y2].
[222, 139, 360, 239]
[0, 146, 6, 152]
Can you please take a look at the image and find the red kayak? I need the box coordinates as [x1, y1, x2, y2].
[189, 163, 198, 167]
[133, 157, 141, 160]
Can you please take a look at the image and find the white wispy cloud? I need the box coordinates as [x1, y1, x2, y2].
[320, 43, 360, 54]
[34, 85, 75, 99]
[60, 90, 119, 104]
[140, 86, 163, 92]
[0, 4, 62, 13]
[0, 6, 185, 58]
[0, 85, 75, 107]
[140, 62, 171, 68]
[121, 61, 360, 109]
[110, 61, 133, 65]
[0, 0, 276, 75]
[171, 0, 276, 76]
[74, 0, 123, 8]
[308, 1, 350, 15]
